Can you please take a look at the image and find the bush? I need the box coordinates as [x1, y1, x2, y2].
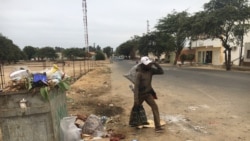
[95, 51, 105, 60]
[187, 54, 195, 61]
[180, 54, 187, 64]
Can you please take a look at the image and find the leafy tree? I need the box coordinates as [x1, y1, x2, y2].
[137, 34, 151, 56]
[95, 51, 105, 60]
[116, 41, 134, 58]
[36, 47, 58, 60]
[55, 46, 65, 52]
[180, 54, 187, 64]
[116, 36, 141, 59]
[103, 46, 113, 58]
[156, 11, 190, 65]
[63, 48, 86, 60]
[96, 45, 101, 51]
[128, 35, 141, 59]
[0, 34, 23, 64]
[23, 46, 37, 60]
[150, 31, 176, 61]
[192, 0, 250, 70]
[187, 54, 195, 65]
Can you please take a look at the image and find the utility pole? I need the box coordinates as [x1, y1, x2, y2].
[147, 20, 150, 33]
[82, 0, 89, 71]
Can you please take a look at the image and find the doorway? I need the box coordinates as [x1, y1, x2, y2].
[205, 51, 212, 63]
[198, 51, 213, 64]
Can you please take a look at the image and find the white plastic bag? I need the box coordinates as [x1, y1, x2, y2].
[60, 116, 82, 141]
[123, 63, 140, 84]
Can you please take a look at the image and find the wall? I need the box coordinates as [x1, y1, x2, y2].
[244, 42, 250, 62]
[191, 39, 222, 48]
[191, 38, 243, 65]
[195, 46, 224, 65]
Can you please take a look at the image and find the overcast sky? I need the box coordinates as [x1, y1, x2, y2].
[0, 0, 210, 49]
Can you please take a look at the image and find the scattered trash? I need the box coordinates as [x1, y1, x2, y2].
[160, 114, 187, 123]
[82, 114, 104, 135]
[60, 116, 82, 141]
[143, 119, 166, 128]
[9, 69, 29, 81]
[188, 105, 210, 111]
[100, 116, 109, 125]
[60, 114, 126, 141]
[188, 106, 199, 111]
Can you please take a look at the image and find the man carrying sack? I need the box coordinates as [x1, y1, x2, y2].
[128, 56, 164, 133]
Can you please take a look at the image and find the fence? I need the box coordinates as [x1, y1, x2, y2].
[0, 59, 105, 92]
[0, 65, 4, 91]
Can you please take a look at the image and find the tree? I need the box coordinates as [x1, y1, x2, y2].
[103, 46, 113, 58]
[63, 48, 86, 60]
[156, 11, 190, 65]
[136, 34, 155, 56]
[187, 54, 195, 65]
[116, 41, 134, 58]
[180, 54, 187, 64]
[0, 34, 23, 64]
[95, 51, 105, 60]
[194, 0, 250, 70]
[127, 35, 141, 59]
[150, 31, 175, 62]
[23, 46, 37, 60]
[36, 47, 58, 60]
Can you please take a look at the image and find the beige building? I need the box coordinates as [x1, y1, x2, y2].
[243, 42, 250, 66]
[191, 38, 244, 66]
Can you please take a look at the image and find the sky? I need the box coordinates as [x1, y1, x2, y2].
[0, 0, 210, 49]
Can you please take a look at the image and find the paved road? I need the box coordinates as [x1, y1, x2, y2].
[111, 60, 250, 140]
[115, 60, 250, 100]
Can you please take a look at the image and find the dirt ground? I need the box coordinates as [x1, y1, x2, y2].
[1, 61, 249, 141]
[66, 61, 250, 141]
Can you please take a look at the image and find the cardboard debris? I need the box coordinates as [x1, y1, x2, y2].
[143, 119, 166, 128]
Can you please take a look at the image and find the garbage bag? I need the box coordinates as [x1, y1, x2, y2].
[123, 63, 140, 84]
[9, 69, 30, 81]
[82, 114, 104, 135]
[31, 73, 48, 88]
[129, 105, 148, 127]
[60, 116, 82, 141]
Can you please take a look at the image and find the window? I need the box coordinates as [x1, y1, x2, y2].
[247, 50, 250, 59]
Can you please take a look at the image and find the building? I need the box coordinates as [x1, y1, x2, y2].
[243, 42, 250, 66]
[190, 36, 250, 66]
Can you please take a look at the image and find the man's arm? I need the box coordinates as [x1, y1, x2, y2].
[152, 62, 164, 75]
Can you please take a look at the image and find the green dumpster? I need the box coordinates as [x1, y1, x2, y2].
[0, 89, 68, 141]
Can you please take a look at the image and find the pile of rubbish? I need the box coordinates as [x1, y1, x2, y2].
[61, 114, 126, 141]
[3, 64, 70, 93]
